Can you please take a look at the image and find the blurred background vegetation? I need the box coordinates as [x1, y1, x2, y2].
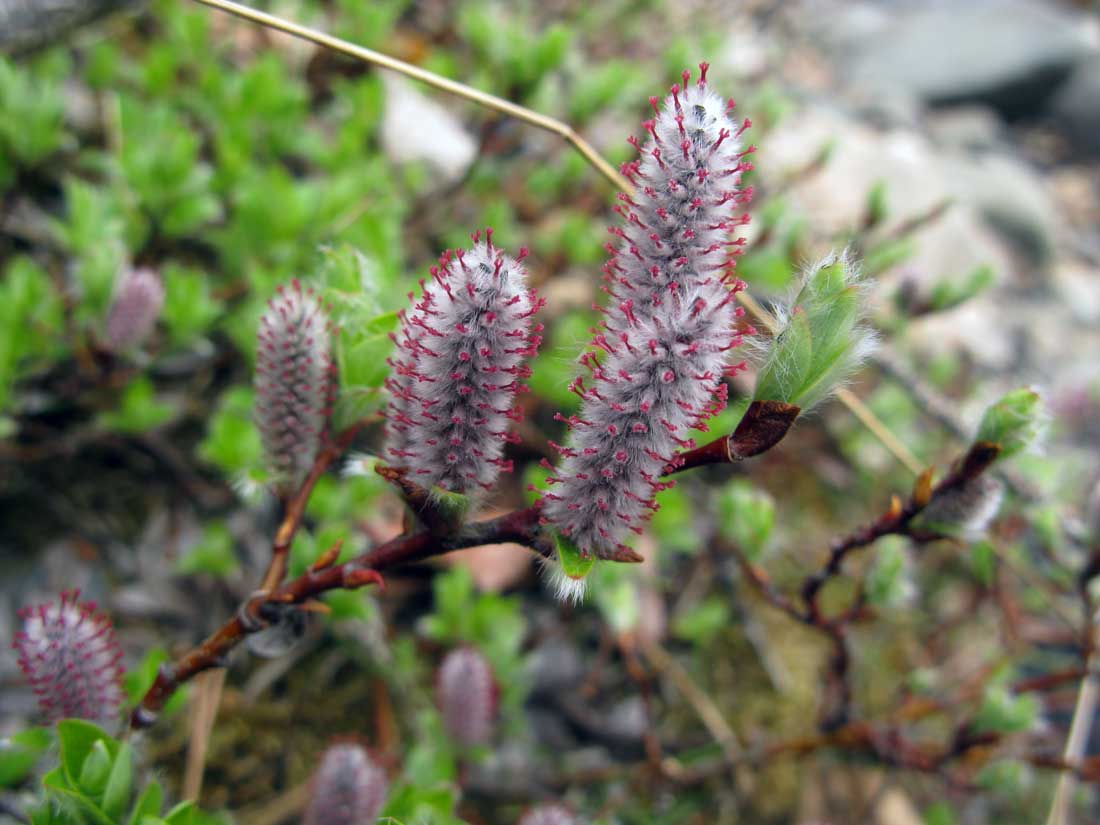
[2, 0, 1100, 823]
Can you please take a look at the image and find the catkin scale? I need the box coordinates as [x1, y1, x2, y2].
[541, 66, 752, 560]
[384, 231, 543, 495]
[12, 591, 126, 724]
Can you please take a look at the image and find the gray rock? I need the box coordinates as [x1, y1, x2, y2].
[927, 105, 1004, 152]
[844, 1, 1094, 118]
[941, 153, 1058, 267]
[1050, 56, 1100, 155]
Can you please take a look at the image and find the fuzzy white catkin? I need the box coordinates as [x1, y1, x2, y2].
[520, 804, 578, 825]
[106, 268, 164, 351]
[541, 66, 752, 561]
[436, 646, 496, 747]
[254, 280, 334, 496]
[384, 231, 542, 496]
[303, 744, 388, 825]
[13, 591, 125, 724]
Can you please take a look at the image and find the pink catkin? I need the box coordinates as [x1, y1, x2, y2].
[384, 230, 543, 496]
[12, 591, 125, 724]
[254, 280, 335, 496]
[106, 268, 164, 351]
[519, 805, 578, 825]
[436, 646, 497, 747]
[540, 65, 753, 560]
[303, 743, 388, 825]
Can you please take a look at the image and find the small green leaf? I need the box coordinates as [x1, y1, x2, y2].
[78, 740, 112, 797]
[715, 480, 775, 561]
[923, 801, 959, 825]
[555, 533, 595, 580]
[864, 180, 889, 228]
[101, 742, 133, 820]
[970, 541, 997, 586]
[866, 539, 911, 609]
[975, 388, 1044, 459]
[44, 766, 115, 825]
[164, 801, 196, 825]
[198, 387, 262, 475]
[427, 487, 471, 526]
[672, 597, 730, 645]
[99, 377, 175, 434]
[177, 522, 239, 578]
[323, 589, 376, 622]
[973, 684, 1039, 735]
[0, 727, 52, 788]
[127, 780, 163, 825]
[57, 720, 111, 788]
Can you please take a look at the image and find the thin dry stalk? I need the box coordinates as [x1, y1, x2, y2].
[182, 667, 227, 801]
[1045, 611, 1100, 825]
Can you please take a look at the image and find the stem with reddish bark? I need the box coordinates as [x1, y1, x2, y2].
[132, 403, 800, 728]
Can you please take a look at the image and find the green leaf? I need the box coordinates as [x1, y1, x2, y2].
[651, 485, 700, 554]
[99, 377, 175, 434]
[593, 564, 641, 635]
[715, 480, 775, 561]
[323, 589, 376, 622]
[127, 780, 163, 825]
[555, 533, 595, 580]
[177, 522, 239, 578]
[976, 758, 1032, 796]
[865, 539, 910, 609]
[754, 308, 812, 405]
[975, 388, 1044, 459]
[57, 720, 112, 789]
[973, 684, 1039, 735]
[923, 801, 959, 825]
[970, 541, 997, 586]
[162, 265, 223, 346]
[0, 727, 52, 788]
[77, 740, 112, 797]
[927, 264, 995, 312]
[44, 766, 115, 825]
[101, 742, 133, 820]
[672, 597, 730, 645]
[198, 387, 262, 476]
[164, 801, 196, 825]
[864, 180, 889, 228]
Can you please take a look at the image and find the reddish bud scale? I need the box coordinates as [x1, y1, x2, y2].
[303, 743, 388, 825]
[12, 591, 125, 724]
[520, 805, 578, 825]
[254, 280, 334, 496]
[436, 646, 497, 747]
[106, 268, 164, 351]
[542, 67, 751, 560]
[384, 232, 543, 495]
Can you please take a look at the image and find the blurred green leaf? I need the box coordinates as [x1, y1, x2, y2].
[673, 597, 730, 646]
[198, 387, 262, 476]
[99, 377, 175, 434]
[0, 728, 52, 788]
[716, 479, 775, 561]
[177, 522, 239, 578]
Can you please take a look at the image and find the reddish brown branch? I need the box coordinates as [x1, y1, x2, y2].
[801, 441, 1001, 621]
[132, 399, 804, 729]
[131, 505, 545, 727]
[257, 424, 367, 594]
